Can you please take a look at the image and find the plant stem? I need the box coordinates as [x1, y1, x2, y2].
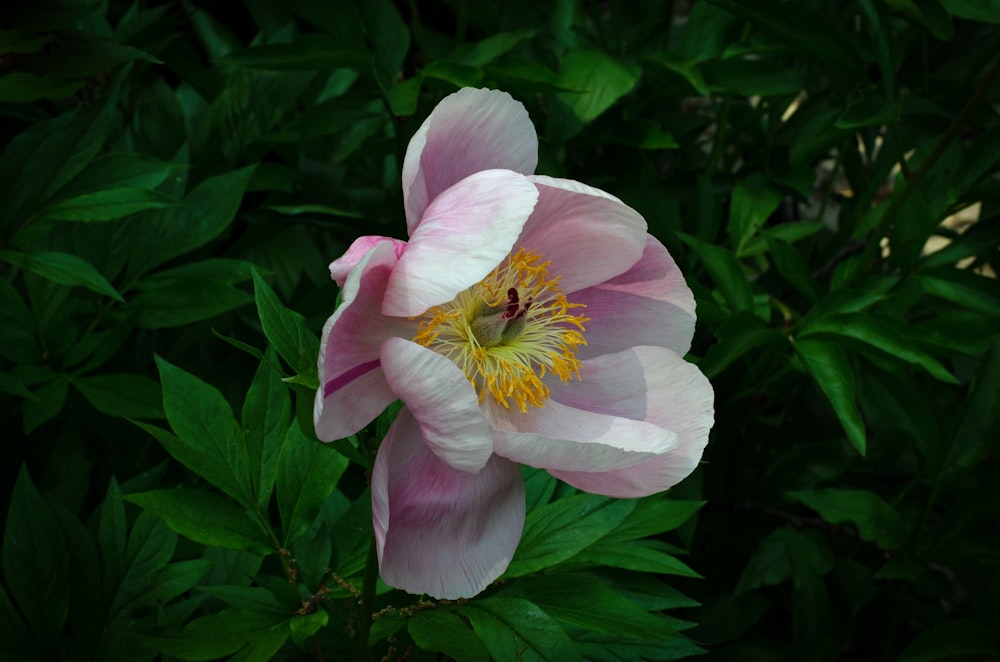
[354, 535, 379, 660]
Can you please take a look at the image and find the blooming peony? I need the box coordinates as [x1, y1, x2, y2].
[315, 88, 714, 599]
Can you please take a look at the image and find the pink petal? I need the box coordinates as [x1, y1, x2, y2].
[372, 408, 525, 599]
[548, 346, 714, 498]
[380, 338, 494, 472]
[402, 88, 538, 231]
[383, 169, 538, 317]
[314, 242, 416, 442]
[572, 235, 697, 359]
[515, 176, 648, 294]
[328, 236, 407, 287]
[487, 398, 677, 473]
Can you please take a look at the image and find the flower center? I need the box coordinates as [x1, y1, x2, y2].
[412, 248, 588, 413]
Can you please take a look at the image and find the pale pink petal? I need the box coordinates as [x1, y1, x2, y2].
[314, 242, 417, 442]
[383, 169, 538, 317]
[573, 235, 697, 359]
[328, 236, 407, 287]
[548, 346, 714, 497]
[372, 408, 525, 599]
[515, 176, 648, 294]
[380, 338, 493, 472]
[487, 398, 677, 472]
[402, 88, 538, 231]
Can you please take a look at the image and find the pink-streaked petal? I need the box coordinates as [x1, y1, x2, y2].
[573, 235, 696, 359]
[514, 176, 647, 294]
[486, 398, 677, 473]
[383, 169, 538, 317]
[372, 408, 525, 599]
[380, 338, 493, 472]
[314, 242, 416, 442]
[328, 236, 407, 287]
[402, 88, 538, 231]
[548, 346, 714, 498]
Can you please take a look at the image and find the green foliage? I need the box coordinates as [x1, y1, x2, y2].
[2, 0, 999, 660]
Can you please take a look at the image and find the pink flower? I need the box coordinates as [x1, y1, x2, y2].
[315, 88, 714, 599]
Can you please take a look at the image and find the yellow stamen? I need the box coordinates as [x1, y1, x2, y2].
[413, 249, 588, 412]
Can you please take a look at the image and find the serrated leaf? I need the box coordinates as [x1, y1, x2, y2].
[794, 339, 866, 454]
[125, 489, 273, 554]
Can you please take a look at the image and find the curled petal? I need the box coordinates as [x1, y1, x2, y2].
[328, 236, 407, 287]
[380, 338, 493, 472]
[384, 169, 538, 317]
[314, 242, 416, 442]
[548, 346, 714, 498]
[402, 87, 538, 231]
[516, 176, 648, 294]
[573, 236, 697, 359]
[488, 399, 677, 473]
[372, 408, 525, 599]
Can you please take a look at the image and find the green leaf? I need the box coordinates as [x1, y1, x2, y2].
[730, 174, 784, 256]
[58, 151, 181, 195]
[0, 72, 83, 103]
[556, 49, 639, 123]
[506, 494, 636, 577]
[645, 51, 710, 96]
[679, 233, 756, 313]
[2, 251, 124, 302]
[252, 269, 320, 384]
[568, 540, 702, 578]
[22, 378, 68, 434]
[408, 610, 490, 662]
[37, 187, 175, 222]
[289, 611, 328, 647]
[940, 0, 1000, 25]
[73, 372, 165, 419]
[801, 313, 957, 383]
[141, 608, 289, 660]
[153, 356, 254, 506]
[221, 34, 368, 71]
[794, 339, 866, 454]
[126, 278, 252, 328]
[243, 355, 291, 510]
[458, 598, 580, 662]
[602, 499, 704, 543]
[766, 234, 821, 301]
[941, 336, 1000, 484]
[896, 618, 1000, 661]
[789, 488, 908, 549]
[125, 489, 273, 554]
[2, 467, 69, 651]
[276, 421, 349, 547]
[0, 583, 34, 659]
[915, 268, 1000, 318]
[698, 311, 783, 378]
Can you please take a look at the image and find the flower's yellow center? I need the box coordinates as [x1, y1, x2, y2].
[412, 249, 588, 413]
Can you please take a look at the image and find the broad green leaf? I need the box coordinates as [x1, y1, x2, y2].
[940, 0, 1000, 24]
[109, 510, 178, 616]
[2, 467, 69, 648]
[263, 203, 361, 218]
[37, 187, 175, 222]
[505, 494, 636, 577]
[645, 51, 710, 96]
[698, 312, 783, 378]
[885, 0, 954, 39]
[276, 421, 349, 547]
[408, 610, 490, 662]
[737, 527, 835, 593]
[242, 355, 291, 510]
[449, 29, 537, 67]
[0, 583, 34, 659]
[0, 72, 83, 103]
[252, 270, 320, 384]
[421, 61, 484, 88]
[125, 489, 273, 554]
[73, 372, 165, 419]
[794, 339, 866, 454]
[289, 611, 328, 647]
[458, 598, 580, 662]
[221, 35, 368, 71]
[679, 233, 755, 313]
[127, 279, 252, 328]
[2, 251, 123, 302]
[556, 49, 639, 123]
[789, 488, 908, 549]
[22, 378, 68, 434]
[703, 57, 805, 97]
[360, 0, 409, 77]
[915, 268, 1000, 318]
[766, 234, 821, 301]
[602, 498, 704, 543]
[499, 574, 680, 641]
[58, 151, 181, 195]
[153, 356, 254, 506]
[140, 608, 289, 660]
[801, 313, 957, 383]
[730, 174, 783, 256]
[568, 541, 701, 578]
[896, 618, 1000, 661]
[941, 336, 1000, 484]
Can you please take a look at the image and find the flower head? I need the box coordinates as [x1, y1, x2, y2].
[315, 88, 714, 599]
